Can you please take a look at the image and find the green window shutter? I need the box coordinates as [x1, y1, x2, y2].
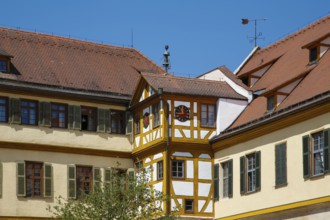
[68, 165, 76, 199]
[44, 163, 53, 197]
[324, 129, 330, 173]
[240, 156, 246, 194]
[127, 168, 135, 192]
[213, 164, 219, 201]
[104, 168, 111, 188]
[0, 162, 2, 198]
[126, 111, 133, 134]
[275, 143, 287, 186]
[93, 167, 101, 190]
[105, 109, 111, 133]
[9, 98, 21, 124]
[228, 159, 233, 198]
[302, 135, 310, 178]
[68, 105, 81, 130]
[39, 102, 51, 127]
[255, 151, 261, 191]
[97, 109, 106, 132]
[17, 161, 26, 197]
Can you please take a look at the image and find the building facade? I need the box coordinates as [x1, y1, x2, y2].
[212, 15, 330, 219]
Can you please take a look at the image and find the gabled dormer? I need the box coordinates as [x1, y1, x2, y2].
[0, 48, 13, 74]
[302, 33, 330, 65]
[264, 76, 305, 113]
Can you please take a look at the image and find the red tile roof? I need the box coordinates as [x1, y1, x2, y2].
[142, 72, 246, 100]
[0, 27, 164, 97]
[230, 15, 330, 129]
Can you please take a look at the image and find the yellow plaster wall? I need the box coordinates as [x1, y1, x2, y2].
[0, 148, 133, 218]
[0, 92, 131, 152]
[214, 112, 330, 219]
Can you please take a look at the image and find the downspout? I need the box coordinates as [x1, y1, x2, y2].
[158, 88, 171, 216]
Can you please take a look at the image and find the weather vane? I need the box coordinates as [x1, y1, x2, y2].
[242, 18, 267, 47]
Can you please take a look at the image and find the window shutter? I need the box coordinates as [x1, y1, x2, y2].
[126, 111, 133, 134]
[39, 102, 51, 127]
[68, 165, 76, 199]
[17, 161, 26, 197]
[93, 167, 101, 190]
[228, 159, 233, 198]
[97, 109, 106, 132]
[104, 168, 111, 188]
[213, 164, 219, 201]
[302, 135, 310, 178]
[0, 162, 2, 198]
[255, 151, 261, 191]
[43, 163, 53, 197]
[240, 156, 245, 194]
[105, 109, 111, 133]
[68, 105, 81, 130]
[275, 143, 287, 186]
[9, 98, 21, 124]
[127, 168, 135, 192]
[324, 129, 330, 173]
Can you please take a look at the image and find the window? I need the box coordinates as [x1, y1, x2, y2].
[309, 46, 319, 64]
[201, 104, 215, 127]
[172, 160, 184, 178]
[21, 100, 38, 125]
[68, 165, 101, 199]
[135, 115, 140, 134]
[222, 160, 233, 198]
[303, 130, 329, 178]
[51, 103, 67, 128]
[275, 143, 287, 186]
[0, 60, 7, 73]
[111, 110, 125, 134]
[76, 166, 93, 197]
[240, 152, 261, 194]
[152, 103, 160, 128]
[81, 106, 97, 131]
[184, 199, 194, 213]
[157, 161, 163, 180]
[0, 97, 8, 122]
[267, 95, 275, 112]
[17, 161, 52, 198]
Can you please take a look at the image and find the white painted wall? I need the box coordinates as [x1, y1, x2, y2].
[172, 181, 194, 196]
[198, 161, 212, 180]
[217, 98, 248, 134]
[198, 183, 211, 196]
[186, 160, 194, 178]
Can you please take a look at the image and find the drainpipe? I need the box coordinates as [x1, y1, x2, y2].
[158, 88, 171, 216]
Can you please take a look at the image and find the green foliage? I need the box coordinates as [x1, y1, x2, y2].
[48, 166, 177, 220]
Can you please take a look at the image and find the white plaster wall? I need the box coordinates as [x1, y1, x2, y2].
[198, 183, 211, 197]
[198, 200, 206, 212]
[198, 161, 212, 180]
[172, 181, 194, 196]
[153, 163, 157, 181]
[186, 160, 194, 179]
[0, 148, 132, 218]
[153, 182, 163, 193]
[217, 98, 248, 134]
[153, 153, 163, 160]
[214, 112, 330, 219]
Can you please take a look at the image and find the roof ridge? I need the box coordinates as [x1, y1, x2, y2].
[0, 26, 135, 53]
[143, 72, 229, 85]
[258, 14, 330, 54]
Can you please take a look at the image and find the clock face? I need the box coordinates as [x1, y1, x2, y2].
[175, 105, 190, 122]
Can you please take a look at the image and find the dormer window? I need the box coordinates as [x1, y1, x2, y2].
[267, 95, 276, 112]
[0, 59, 8, 73]
[309, 46, 319, 64]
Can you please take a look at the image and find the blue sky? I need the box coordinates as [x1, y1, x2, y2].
[1, 1, 329, 77]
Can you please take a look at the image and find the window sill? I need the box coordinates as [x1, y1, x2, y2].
[200, 125, 216, 129]
[275, 182, 288, 189]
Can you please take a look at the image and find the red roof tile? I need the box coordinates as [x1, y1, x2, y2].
[142, 72, 246, 100]
[0, 27, 164, 96]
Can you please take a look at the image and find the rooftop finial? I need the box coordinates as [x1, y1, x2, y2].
[163, 45, 170, 73]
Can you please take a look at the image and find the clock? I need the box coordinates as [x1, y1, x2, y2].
[175, 105, 190, 122]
